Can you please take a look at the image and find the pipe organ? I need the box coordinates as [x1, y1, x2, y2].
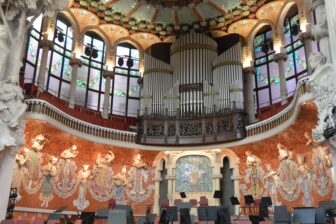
[138, 33, 247, 145]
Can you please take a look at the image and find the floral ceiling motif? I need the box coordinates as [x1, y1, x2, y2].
[71, 0, 277, 39]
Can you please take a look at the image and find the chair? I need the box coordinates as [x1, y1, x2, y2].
[197, 207, 208, 221]
[315, 207, 325, 224]
[107, 209, 127, 224]
[292, 207, 315, 224]
[160, 199, 169, 209]
[189, 199, 197, 207]
[207, 206, 221, 221]
[273, 205, 290, 224]
[180, 208, 192, 224]
[96, 208, 109, 219]
[108, 198, 116, 209]
[174, 199, 182, 206]
[199, 196, 208, 207]
[166, 206, 178, 223]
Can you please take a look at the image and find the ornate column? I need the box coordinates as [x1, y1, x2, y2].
[274, 51, 288, 105]
[166, 175, 175, 205]
[68, 58, 82, 109]
[212, 173, 222, 206]
[311, 0, 331, 62]
[153, 176, 161, 215]
[299, 28, 314, 75]
[243, 66, 256, 123]
[37, 34, 53, 94]
[324, 0, 336, 65]
[102, 71, 114, 119]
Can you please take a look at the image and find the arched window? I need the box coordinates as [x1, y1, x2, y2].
[23, 14, 43, 84]
[46, 14, 73, 101]
[283, 11, 307, 97]
[76, 32, 106, 111]
[253, 27, 279, 109]
[112, 43, 140, 117]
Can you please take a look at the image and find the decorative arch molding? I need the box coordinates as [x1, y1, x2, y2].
[247, 19, 275, 57]
[113, 36, 145, 72]
[276, 0, 298, 46]
[81, 26, 111, 62]
[59, 10, 81, 51]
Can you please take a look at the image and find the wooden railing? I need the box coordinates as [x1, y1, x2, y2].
[245, 76, 311, 137]
[24, 99, 137, 143]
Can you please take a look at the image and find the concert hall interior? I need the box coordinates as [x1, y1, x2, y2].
[1, 0, 336, 223]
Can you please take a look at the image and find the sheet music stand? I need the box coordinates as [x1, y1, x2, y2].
[213, 190, 223, 199]
[230, 196, 241, 220]
[244, 195, 254, 205]
[180, 192, 187, 199]
[80, 212, 95, 224]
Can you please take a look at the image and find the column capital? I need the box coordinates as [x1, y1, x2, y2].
[299, 32, 313, 41]
[69, 58, 82, 67]
[212, 174, 222, 179]
[243, 66, 256, 74]
[311, 0, 324, 10]
[274, 52, 287, 62]
[103, 71, 114, 79]
[165, 175, 175, 180]
[39, 39, 53, 49]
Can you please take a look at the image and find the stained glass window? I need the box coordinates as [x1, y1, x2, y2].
[23, 14, 43, 84]
[253, 28, 278, 109]
[46, 14, 73, 101]
[79, 32, 106, 111]
[283, 13, 308, 95]
[112, 43, 140, 117]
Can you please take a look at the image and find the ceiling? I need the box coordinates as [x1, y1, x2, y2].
[71, 0, 280, 40]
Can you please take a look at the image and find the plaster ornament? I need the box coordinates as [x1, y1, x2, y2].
[88, 152, 115, 201]
[311, 7, 329, 41]
[22, 134, 47, 194]
[276, 143, 301, 201]
[39, 156, 58, 208]
[241, 151, 264, 198]
[73, 165, 92, 210]
[11, 149, 29, 201]
[52, 145, 79, 198]
[0, 78, 27, 151]
[263, 163, 279, 206]
[308, 52, 336, 142]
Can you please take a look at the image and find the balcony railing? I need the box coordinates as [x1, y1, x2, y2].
[24, 99, 137, 143]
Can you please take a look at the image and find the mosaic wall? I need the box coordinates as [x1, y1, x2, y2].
[175, 155, 213, 192]
[13, 120, 159, 214]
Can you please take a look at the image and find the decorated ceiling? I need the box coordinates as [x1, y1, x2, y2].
[70, 0, 284, 42]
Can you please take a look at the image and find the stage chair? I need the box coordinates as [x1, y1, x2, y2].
[315, 207, 325, 224]
[160, 199, 169, 209]
[108, 198, 116, 209]
[96, 208, 109, 219]
[174, 199, 182, 206]
[292, 207, 315, 224]
[206, 206, 221, 222]
[189, 199, 197, 208]
[166, 206, 178, 223]
[107, 209, 127, 224]
[180, 208, 192, 224]
[197, 207, 207, 222]
[273, 205, 290, 224]
[199, 196, 208, 207]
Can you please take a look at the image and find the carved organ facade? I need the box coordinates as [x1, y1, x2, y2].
[138, 33, 246, 145]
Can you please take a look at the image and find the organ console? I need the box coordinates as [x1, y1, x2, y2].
[138, 33, 247, 145]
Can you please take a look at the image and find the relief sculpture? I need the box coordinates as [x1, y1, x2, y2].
[73, 165, 92, 210]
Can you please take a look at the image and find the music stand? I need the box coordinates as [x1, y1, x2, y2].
[180, 192, 187, 199]
[261, 197, 272, 206]
[244, 195, 254, 205]
[214, 190, 223, 199]
[230, 196, 240, 205]
[80, 212, 95, 224]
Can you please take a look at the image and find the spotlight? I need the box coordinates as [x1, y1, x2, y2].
[126, 58, 134, 68]
[118, 57, 124, 66]
[92, 48, 98, 59]
[57, 32, 64, 42]
[291, 24, 299, 36]
[269, 39, 274, 51]
[261, 42, 269, 54]
[84, 46, 91, 57]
